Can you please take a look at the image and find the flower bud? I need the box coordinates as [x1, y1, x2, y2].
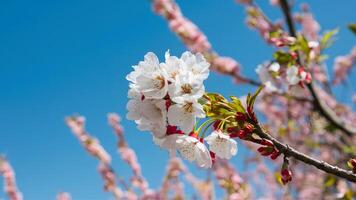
[243, 124, 254, 134]
[235, 112, 247, 122]
[281, 168, 292, 185]
[348, 158, 356, 173]
[270, 150, 281, 160]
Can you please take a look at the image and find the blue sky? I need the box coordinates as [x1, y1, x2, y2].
[0, 0, 355, 199]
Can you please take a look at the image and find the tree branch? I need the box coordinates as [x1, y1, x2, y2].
[279, 0, 356, 136]
[251, 121, 356, 182]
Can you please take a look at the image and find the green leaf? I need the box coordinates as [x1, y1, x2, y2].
[273, 51, 293, 64]
[204, 93, 232, 118]
[323, 176, 336, 188]
[229, 96, 246, 113]
[320, 28, 339, 49]
[348, 23, 356, 34]
[297, 33, 310, 56]
[248, 86, 263, 109]
[343, 190, 354, 200]
[205, 93, 228, 104]
[343, 146, 356, 156]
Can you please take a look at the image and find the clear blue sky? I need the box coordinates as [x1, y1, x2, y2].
[0, 0, 355, 199]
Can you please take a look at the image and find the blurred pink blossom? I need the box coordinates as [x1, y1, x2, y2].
[297, 4, 320, 40]
[0, 157, 23, 200]
[56, 192, 71, 200]
[333, 46, 356, 85]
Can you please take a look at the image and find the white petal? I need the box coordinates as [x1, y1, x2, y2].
[144, 52, 159, 67]
[167, 104, 195, 133]
[269, 62, 280, 72]
[195, 143, 212, 168]
[126, 99, 142, 120]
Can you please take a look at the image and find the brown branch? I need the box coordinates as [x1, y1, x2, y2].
[279, 0, 356, 136]
[232, 71, 262, 86]
[251, 121, 356, 182]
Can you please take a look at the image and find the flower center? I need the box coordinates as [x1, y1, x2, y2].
[179, 143, 196, 161]
[183, 102, 193, 113]
[181, 84, 193, 94]
[170, 71, 178, 79]
[154, 75, 166, 89]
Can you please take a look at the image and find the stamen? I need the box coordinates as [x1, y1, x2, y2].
[181, 84, 193, 94]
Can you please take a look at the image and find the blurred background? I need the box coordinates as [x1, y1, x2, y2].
[0, 0, 355, 199]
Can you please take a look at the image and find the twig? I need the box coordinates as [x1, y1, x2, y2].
[251, 121, 356, 182]
[279, 0, 356, 136]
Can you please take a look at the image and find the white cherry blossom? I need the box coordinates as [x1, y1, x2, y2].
[127, 87, 142, 99]
[162, 50, 186, 82]
[286, 65, 301, 85]
[153, 134, 181, 151]
[181, 51, 210, 81]
[269, 62, 280, 72]
[168, 70, 205, 103]
[126, 99, 167, 138]
[255, 64, 279, 92]
[175, 135, 212, 168]
[205, 130, 237, 159]
[167, 97, 205, 133]
[126, 52, 168, 99]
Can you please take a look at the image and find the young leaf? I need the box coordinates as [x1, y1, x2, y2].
[320, 28, 339, 49]
[297, 33, 310, 56]
[273, 51, 293, 64]
[229, 96, 246, 113]
[248, 86, 264, 109]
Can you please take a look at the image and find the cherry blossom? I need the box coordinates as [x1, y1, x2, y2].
[162, 50, 185, 82]
[168, 70, 205, 102]
[286, 65, 301, 85]
[167, 96, 205, 133]
[175, 134, 212, 168]
[255, 63, 280, 92]
[126, 99, 167, 138]
[180, 51, 210, 81]
[126, 52, 168, 99]
[205, 130, 238, 159]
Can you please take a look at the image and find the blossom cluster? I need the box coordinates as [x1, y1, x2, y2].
[126, 51, 238, 168]
[213, 159, 251, 199]
[295, 4, 321, 41]
[152, 0, 210, 53]
[256, 61, 311, 94]
[65, 117, 124, 199]
[152, 0, 241, 77]
[108, 113, 153, 197]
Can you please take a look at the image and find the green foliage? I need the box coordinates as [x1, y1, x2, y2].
[323, 176, 336, 188]
[348, 23, 356, 34]
[341, 190, 354, 200]
[320, 28, 339, 49]
[343, 146, 356, 157]
[246, 86, 263, 112]
[203, 93, 232, 119]
[296, 33, 310, 57]
[273, 51, 293, 65]
[228, 96, 246, 114]
[324, 123, 338, 132]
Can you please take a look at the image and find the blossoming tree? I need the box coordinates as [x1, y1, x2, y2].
[1, 0, 356, 199]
